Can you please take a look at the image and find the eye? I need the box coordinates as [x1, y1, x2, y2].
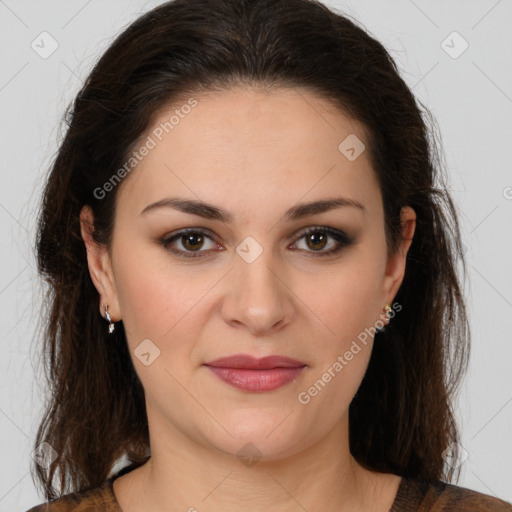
[161, 228, 222, 258]
[160, 226, 355, 259]
[290, 226, 355, 256]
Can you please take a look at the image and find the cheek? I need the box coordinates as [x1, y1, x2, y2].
[112, 240, 179, 340]
[303, 258, 384, 344]
[294, 252, 383, 403]
[112, 240, 223, 352]
[296, 266, 378, 420]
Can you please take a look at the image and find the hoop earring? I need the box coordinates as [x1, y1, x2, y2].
[104, 303, 115, 334]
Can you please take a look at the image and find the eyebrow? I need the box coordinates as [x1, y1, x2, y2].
[139, 196, 365, 222]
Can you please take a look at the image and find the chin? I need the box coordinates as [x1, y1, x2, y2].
[202, 410, 312, 463]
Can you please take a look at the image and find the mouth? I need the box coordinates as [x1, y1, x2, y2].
[203, 354, 307, 392]
[204, 354, 306, 369]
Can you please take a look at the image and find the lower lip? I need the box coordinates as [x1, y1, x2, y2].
[204, 366, 307, 392]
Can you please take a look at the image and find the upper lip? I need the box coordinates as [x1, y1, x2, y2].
[204, 354, 306, 369]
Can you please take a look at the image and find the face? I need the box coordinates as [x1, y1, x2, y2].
[82, 85, 414, 462]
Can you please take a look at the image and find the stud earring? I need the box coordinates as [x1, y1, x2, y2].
[376, 304, 393, 334]
[104, 303, 115, 334]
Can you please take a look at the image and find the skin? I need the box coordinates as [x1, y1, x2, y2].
[80, 85, 416, 512]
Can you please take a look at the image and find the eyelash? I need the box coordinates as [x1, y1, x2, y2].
[160, 226, 355, 259]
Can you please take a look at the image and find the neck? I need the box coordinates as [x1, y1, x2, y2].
[115, 410, 391, 512]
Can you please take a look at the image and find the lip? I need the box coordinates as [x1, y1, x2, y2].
[203, 354, 307, 392]
[205, 366, 307, 392]
[204, 354, 306, 369]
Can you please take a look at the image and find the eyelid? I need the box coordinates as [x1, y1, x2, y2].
[160, 227, 221, 258]
[160, 225, 355, 258]
[289, 225, 355, 255]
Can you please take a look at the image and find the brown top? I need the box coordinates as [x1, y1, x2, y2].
[26, 473, 512, 512]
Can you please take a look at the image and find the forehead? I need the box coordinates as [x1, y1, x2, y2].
[116, 85, 380, 220]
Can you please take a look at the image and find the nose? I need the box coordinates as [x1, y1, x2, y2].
[221, 246, 296, 336]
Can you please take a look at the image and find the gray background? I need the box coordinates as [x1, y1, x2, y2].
[1, 0, 511, 509]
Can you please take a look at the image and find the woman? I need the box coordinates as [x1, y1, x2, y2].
[27, 0, 512, 510]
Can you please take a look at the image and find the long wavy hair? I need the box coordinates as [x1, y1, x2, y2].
[32, 0, 470, 500]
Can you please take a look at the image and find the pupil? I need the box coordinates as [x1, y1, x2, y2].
[183, 233, 203, 251]
[308, 232, 326, 250]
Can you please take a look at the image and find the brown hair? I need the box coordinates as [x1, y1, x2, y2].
[33, 0, 470, 500]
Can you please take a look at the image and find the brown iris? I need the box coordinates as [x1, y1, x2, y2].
[305, 231, 328, 251]
[182, 233, 204, 251]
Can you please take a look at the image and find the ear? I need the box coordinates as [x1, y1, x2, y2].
[79, 205, 121, 321]
[380, 206, 416, 318]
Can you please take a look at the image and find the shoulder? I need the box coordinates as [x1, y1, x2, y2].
[24, 479, 120, 512]
[393, 477, 512, 511]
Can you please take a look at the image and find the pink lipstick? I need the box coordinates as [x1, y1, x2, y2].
[203, 354, 307, 392]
